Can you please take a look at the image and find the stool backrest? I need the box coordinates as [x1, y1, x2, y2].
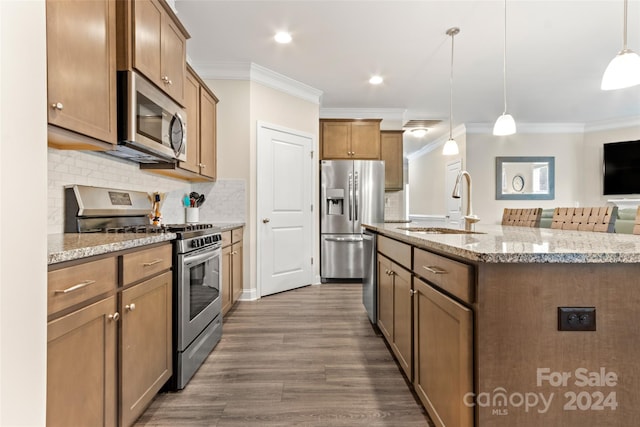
[551, 206, 617, 233]
[501, 208, 542, 227]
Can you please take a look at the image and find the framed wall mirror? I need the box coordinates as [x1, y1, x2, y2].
[496, 156, 555, 200]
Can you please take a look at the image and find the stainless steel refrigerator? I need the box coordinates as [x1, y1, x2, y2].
[320, 160, 384, 281]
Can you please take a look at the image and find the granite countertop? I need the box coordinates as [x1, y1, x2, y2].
[48, 222, 245, 265]
[364, 222, 640, 264]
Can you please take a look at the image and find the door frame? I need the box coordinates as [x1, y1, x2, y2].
[256, 121, 318, 298]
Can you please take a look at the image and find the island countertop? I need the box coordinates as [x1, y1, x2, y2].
[363, 222, 640, 263]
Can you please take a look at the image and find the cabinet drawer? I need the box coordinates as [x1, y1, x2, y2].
[378, 235, 411, 270]
[122, 244, 172, 286]
[48, 257, 117, 315]
[231, 227, 243, 243]
[221, 230, 232, 247]
[413, 248, 473, 304]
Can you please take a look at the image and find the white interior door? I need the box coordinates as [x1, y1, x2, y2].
[257, 122, 314, 297]
[446, 160, 462, 226]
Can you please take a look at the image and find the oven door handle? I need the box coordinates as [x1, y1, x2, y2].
[183, 247, 221, 266]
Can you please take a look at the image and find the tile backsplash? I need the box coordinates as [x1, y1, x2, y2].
[384, 190, 406, 220]
[48, 148, 246, 234]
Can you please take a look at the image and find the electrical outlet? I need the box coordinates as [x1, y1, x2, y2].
[558, 307, 596, 331]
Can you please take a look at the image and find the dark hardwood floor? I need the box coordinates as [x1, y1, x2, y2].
[136, 283, 433, 426]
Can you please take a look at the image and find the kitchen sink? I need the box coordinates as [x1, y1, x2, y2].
[397, 226, 485, 235]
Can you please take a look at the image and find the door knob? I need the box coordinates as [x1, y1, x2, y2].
[125, 303, 136, 312]
[263, 218, 270, 223]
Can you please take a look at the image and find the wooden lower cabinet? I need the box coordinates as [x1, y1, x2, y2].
[377, 253, 412, 379]
[413, 277, 473, 427]
[120, 271, 172, 427]
[48, 243, 173, 427]
[47, 296, 118, 427]
[222, 228, 243, 316]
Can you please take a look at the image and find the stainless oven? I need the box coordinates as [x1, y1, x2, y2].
[173, 231, 223, 389]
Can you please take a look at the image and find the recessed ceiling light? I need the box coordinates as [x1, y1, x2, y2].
[369, 75, 383, 85]
[274, 31, 292, 44]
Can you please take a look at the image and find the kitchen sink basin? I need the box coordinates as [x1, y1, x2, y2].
[397, 226, 485, 235]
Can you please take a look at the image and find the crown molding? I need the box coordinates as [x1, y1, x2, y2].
[584, 116, 640, 133]
[407, 124, 466, 161]
[319, 108, 406, 122]
[191, 61, 323, 104]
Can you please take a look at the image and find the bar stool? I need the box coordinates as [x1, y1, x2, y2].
[551, 206, 617, 233]
[501, 208, 542, 227]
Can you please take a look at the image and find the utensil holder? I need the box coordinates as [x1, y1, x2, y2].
[186, 207, 199, 223]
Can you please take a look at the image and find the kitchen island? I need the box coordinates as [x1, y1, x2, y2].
[364, 222, 640, 427]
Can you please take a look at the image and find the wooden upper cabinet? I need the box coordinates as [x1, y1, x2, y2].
[132, 0, 162, 83]
[350, 121, 381, 159]
[380, 130, 404, 191]
[199, 88, 218, 180]
[181, 70, 201, 174]
[119, 0, 189, 105]
[46, 0, 117, 149]
[320, 119, 381, 160]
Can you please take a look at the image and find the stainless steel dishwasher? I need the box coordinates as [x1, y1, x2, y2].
[362, 229, 377, 324]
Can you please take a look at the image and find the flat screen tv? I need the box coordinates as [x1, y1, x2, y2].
[603, 140, 640, 195]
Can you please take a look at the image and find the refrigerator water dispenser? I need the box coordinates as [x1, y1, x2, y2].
[326, 189, 344, 215]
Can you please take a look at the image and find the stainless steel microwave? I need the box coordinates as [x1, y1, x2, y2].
[110, 70, 187, 164]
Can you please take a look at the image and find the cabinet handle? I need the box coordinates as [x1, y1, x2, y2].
[262, 218, 270, 224]
[231, 251, 238, 255]
[108, 312, 120, 322]
[423, 265, 448, 274]
[54, 279, 96, 294]
[125, 303, 136, 312]
[51, 102, 64, 110]
[199, 163, 206, 169]
[410, 289, 416, 296]
[142, 259, 162, 267]
[161, 75, 169, 83]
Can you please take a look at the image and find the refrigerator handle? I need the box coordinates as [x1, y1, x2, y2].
[354, 171, 359, 221]
[348, 173, 353, 221]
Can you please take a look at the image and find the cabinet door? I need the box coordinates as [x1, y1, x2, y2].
[133, 0, 162, 85]
[120, 271, 172, 427]
[221, 245, 233, 316]
[381, 131, 403, 190]
[47, 296, 117, 427]
[231, 241, 243, 303]
[350, 121, 380, 159]
[181, 70, 200, 173]
[413, 277, 473, 427]
[321, 121, 351, 159]
[199, 89, 218, 179]
[46, 0, 117, 144]
[391, 262, 412, 379]
[160, 13, 186, 104]
[376, 254, 393, 342]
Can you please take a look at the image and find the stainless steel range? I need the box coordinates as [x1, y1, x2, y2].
[64, 185, 223, 390]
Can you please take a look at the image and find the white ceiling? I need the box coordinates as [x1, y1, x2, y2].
[175, 0, 640, 156]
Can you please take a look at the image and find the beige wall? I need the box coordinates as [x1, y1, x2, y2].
[582, 124, 640, 206]
[408, 130, 466, 216]
[204, 78, 320, 296]
[467, 131, 584, 224]
[0, 0, 48, 423]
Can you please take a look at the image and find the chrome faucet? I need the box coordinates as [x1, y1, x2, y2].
[452, 170, 480, 231]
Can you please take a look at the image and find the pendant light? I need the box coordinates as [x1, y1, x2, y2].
[601, 0, 640, 90]
[442, 27, 460, 156]
[493, 0, 516, 136]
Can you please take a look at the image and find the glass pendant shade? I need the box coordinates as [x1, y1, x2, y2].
[442, 138, 459, 155]
[493, 113, 516, 136]
[601, 49, 640, 90]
